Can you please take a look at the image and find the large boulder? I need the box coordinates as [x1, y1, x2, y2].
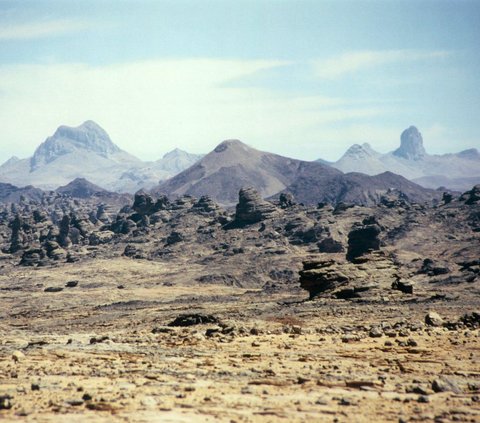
[346, 218, 381, 261]
[234, 187, 277, 225]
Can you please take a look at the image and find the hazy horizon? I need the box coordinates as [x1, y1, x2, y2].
[1, 0, 479, 164]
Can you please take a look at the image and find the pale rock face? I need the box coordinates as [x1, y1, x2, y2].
[30, 121, 121, 170]
[393, 126, 426, 160]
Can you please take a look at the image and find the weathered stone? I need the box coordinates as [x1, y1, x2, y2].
[425, 311, 444, 327]
[234, 187, 277, 225]
[346, 220, 381, 261]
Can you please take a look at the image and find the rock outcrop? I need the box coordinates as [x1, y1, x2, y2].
[393, 126, 426, 160]
[234, 187, 278, 225]
[346, 217, 382, 261]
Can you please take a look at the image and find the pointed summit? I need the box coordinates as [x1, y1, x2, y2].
[31, 121, 121, 170]
[393, 126, 426, 160]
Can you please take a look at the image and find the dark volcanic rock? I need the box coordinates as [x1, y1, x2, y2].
[317, 237, 344, 253]
[20, 247, 47, 267]
[460, 184, 480, 205]
[299, 259, 349, 299]
[234, 187, 278, 225]
[167, 314, 219, 327]
[346, 219, 381, 261]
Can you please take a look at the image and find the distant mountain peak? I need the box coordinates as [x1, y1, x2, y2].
[341, 143, 379, 161]
[1, 156, 20, 166]
[214, 139, 248, 153]
[393, 126, 426, 160]
[30, 121, 121, 171]
[162, 148, 194, 160]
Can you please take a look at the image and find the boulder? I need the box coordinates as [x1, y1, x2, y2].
[346, 218, 381, 262]
[234, 187, 278, 225]
[317, 237, 344, 253]
[89, 230, 115, 245]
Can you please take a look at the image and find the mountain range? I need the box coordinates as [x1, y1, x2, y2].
[330, 126, 480, 191]
[1, 120, 476, 206]
[0, 121, 202, 193]
[154, 139, 436, 206]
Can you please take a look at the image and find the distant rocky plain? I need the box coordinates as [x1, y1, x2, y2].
[0, 123, 479, 422]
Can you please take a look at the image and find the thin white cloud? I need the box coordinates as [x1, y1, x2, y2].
[0, 59, 387, 163]
[314, 49, 450, 79]
[0, 19, 91, 40]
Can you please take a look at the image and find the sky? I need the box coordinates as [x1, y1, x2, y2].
[0, 0, 479, 164]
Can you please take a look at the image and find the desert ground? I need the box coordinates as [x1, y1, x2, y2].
[1, 187, 480, 422]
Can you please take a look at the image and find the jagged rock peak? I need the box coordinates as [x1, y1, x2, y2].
[343, 143, 378, 159]
[393, 126, 426, 160]
[31, 120, 120, 170]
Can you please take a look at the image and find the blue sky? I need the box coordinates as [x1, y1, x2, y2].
[0, 0, 479, 163]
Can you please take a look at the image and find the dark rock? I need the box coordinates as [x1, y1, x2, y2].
[132, 192, 156, 215]
[299, 259, 349, 299]
[65, 280, 78, 288]
[234, 187, 277, 225]
[460, 311, 480, 328]
[317, 237, 344, 253]
[168, 314, 219, 327]
[346, 221, 381, 261]
[166, 231, 184, 245]
[278, 192, 295, 208]
[419, 258, 450, 276]
[392, 280, 414, 294]
[89, 336, 109, 344]
[44, 287, 63, 292]
[442, 192, 453, 204]
[333, 202, 354, 215]
[0, 395, 13, 410]
[460, 184, 480, 205]
[20, 247, 47, 267]
[123, 244, 145, 259]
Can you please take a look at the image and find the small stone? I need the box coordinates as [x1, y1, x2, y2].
[425, 312, 444, 327]
[44, 287, 63, 293]
[12, 351, 25, 362]
[369, 327, 383, 338]
[432, 377, 462, 394]
[0, 395, 13, 410]
[31, 383, 40, 391]
[417, 395, 430, 403]
[140, 396, 157, 408]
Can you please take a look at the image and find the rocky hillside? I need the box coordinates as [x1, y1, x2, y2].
[330, 126, 480, 191]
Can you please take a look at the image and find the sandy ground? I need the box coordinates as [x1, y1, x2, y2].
[1, 258, 479, 422]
